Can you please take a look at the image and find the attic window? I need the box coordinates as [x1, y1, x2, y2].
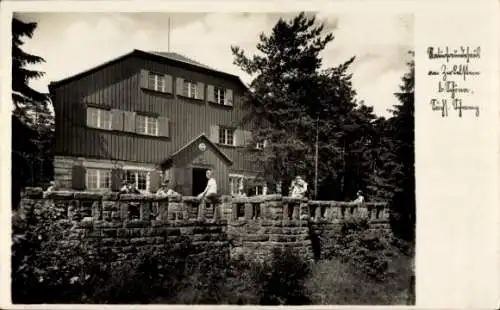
[183, 80, 197, 98]
[214, 87, 225, 105]
[148, 72, 166, 92]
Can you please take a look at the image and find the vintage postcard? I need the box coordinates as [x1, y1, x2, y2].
[0, 0, 498, 309]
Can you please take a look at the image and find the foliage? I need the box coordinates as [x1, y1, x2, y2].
[258, 247, 312, 305]
[321, 218, 398, 281]
[387, 53, 415, 242]
[232, 12, 356, 199]
[12, 17, 54, 209]
[231, 11, 415, 223]
[305, 254, 413, 305]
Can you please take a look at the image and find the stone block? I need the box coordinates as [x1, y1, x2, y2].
[269, 234, 298, 242]
[74, 192, 102, 200]
[166, 228, 181, 236]
[102, 192, 120, 201]
[46, 191, 75, 200]
[151, 220, 169, 227]
[243, 234, 270, 242]
[124, 220, 149, 228]
[116, 228, 128, 238]
[130, 237, 148, 246]
[23, 187, 44, 198]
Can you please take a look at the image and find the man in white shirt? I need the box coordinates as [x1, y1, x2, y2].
[197, 169, 218, 202]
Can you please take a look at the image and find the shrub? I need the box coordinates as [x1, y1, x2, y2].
[259, 247, 312, 305]
[305, 255, 413, 305]
[329, 218, 396, 281]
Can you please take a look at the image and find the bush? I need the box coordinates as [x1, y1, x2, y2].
[259, 247, 312, 305]
[327, 218, 397, 281]
[305, 255, 413, 305]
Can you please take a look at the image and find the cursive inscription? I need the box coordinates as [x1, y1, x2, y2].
[427, 45, 481, 118]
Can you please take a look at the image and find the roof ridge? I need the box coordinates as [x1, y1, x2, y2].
[146, 50, 214, 70]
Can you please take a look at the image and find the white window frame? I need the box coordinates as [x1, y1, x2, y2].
[124, 169, 151, 193]
[136, 115, 159, 136]
[85, 168, 111, 190]
[87, 107, 112, 130]
[229, 174, 245, 195]
[183, 80, 197, 98]
[254, 185, 264, 196]
[256, 140, 267, 149]
[219, 127, 235, 146]
[214, 86, 226, 105]
[148, 72, 166, 92]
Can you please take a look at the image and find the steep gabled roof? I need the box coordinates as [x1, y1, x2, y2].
[48, 49, 249, 90]
[161, 133, 233, 169]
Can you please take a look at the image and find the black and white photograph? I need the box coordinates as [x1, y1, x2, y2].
[10, 9, 416, 305]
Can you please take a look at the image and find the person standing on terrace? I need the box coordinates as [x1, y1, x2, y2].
[353, 190, 365, 203]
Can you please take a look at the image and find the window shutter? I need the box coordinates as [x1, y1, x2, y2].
[111, 109, 124, 131]
[235, 129, 251, 147]
[176, 77, 184, 96]
[225, 89, 233, 106]
[207, 85, 215, 102]
[158, 116, 170, 137]
[111, 168, 123, 191]
[243, 130, 253, 146]
[123, 111, 136, 132]
[140, 69, 149, 89]
[197, 82, 205, 100]
[173, 167, 184, 194]
[72, 165, 86, 190]
[86, 107, 92, 127]
[209, 125, 219, 143]
[149, 170, 160, 193]
[165, 74, 173, 93]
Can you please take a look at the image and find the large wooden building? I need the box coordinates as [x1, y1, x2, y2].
[50, 49, 265, 196]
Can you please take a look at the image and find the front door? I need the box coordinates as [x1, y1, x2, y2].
[192, 167, 208, 196]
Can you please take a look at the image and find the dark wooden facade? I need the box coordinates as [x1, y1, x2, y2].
[50, 50, 261, 194]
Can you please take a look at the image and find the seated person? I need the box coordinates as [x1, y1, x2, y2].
[156, 179, 180, 197]
[290, 176, 308, 198]
[120, 181, 140, 194]
[45, 181, 57, 192]
[197, 169, 218, 204]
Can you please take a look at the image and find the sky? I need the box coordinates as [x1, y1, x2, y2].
[16, 12, 413, 117]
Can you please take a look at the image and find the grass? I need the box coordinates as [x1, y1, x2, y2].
[305, 253, 413, 305]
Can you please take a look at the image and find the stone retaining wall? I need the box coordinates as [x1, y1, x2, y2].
[20, 188, 391, 263]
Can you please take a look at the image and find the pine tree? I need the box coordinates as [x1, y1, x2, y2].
[12, 17, 51, 209]
[388, 52, 415, 242]
[232, 13, 362, 198]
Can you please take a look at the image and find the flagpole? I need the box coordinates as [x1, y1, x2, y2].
[314, 117, 319, 199]
[168, 16, 171, 52]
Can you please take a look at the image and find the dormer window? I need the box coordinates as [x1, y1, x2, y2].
[148, 72, 166, 92]
[214, 87, 225, 105]
[183, 80, 197, 98]
[207, 85, 233, 106]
